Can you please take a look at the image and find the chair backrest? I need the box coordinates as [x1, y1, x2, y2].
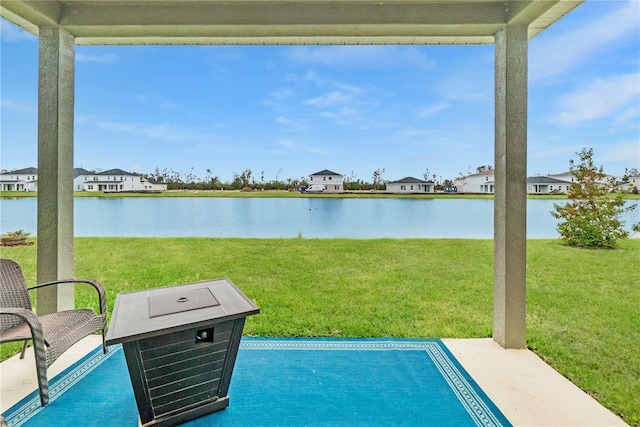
[0, 259, 33, 332]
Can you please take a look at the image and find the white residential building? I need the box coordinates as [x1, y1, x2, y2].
[457, 170, 495, 194]
[453, 177, 465, 193]
[546, 171, 575, 184]
[0, 167, 38, 191]
[548, 170, 615, 191]
[617, 175, 640, 192]
[386, 177, 434, 194]
[526, 176, 571, 194]
[308, 170, 344, 193]
[74, 168, 167, 192]
[0, 167, 167, 193]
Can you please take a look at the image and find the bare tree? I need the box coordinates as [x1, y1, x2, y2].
[372, 168, 385, 191]
[476, 165, 494, 173]
[623, 167, 639, 181]
[240, 169, 253, 187]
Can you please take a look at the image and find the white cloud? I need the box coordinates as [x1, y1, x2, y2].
[302, 74, 364, 110]
[277, 139, 326, 154]
[344, 107, 360, 116]
[531, 145, 584, 159]
[396, 128, 429, 137]
[286, 46, 435, 69]
[530, 0, 640, 80]
[437, 77, 491, 102]
[613, 106, 639, 125]
[304, 71, 363, 95]
[319, 112, 337, 119]
[415, 103, 449, 119]
[0, 98, 36, 113]
[0, 21, 35, 41]
[76, 53, 118, 63]
[159, 101, 182, 111]
[96, 120, 211, 143]
[208, 49, 246, 62]
[278, 140, 295, 149]
[271, 89, 294, 100]
[276, 116, 309, 132]
[318, 106, 362, 126]
[304, 70, 324, 86]
[304, 91, 351, 107]
[399, 156, 439, 162]
[599, 141, 640, 164]
[553, 73, 640, 124]
[335, 107, 359, 117]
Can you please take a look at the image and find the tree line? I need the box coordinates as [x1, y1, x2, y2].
[145, 167, 390, 191]
[143, 166, 474, 192]
[143, 162, 638, 193]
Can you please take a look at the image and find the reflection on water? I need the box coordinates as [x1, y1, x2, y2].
[1, 197, 638, 239]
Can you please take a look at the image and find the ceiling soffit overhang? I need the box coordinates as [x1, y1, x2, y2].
[0, 1, 584, 46]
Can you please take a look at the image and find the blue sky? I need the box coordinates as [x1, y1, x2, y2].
[1, 0, 639, 184]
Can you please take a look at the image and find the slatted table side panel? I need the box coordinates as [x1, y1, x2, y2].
[134, 320, 236, 418]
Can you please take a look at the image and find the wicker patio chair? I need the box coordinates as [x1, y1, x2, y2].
[0, 259, 107, 406]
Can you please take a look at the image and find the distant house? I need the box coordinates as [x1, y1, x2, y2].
[386, 177, 434, 194]
[1, 167, 166, 193]
[617, 175, 640, 192]
[526, 176, 571, 194]
[0, 167, 38, 191]
[308, 170, 344, 193]
[74, 168, 167, 192]
[453, 177, 465, 193]
[457, 170, 495, 194]
[546, 171, 575, 184]
[548, 170, 615, 191]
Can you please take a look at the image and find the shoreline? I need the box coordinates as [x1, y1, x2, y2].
[2, 189, 640, 201]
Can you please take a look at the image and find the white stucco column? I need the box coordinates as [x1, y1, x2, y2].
[36, 27, 75, 314]
[493, 25, 528, 349]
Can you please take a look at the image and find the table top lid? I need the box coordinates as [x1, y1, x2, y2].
[105, 279, 259, 344]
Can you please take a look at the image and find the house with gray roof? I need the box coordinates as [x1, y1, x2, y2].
[617, 175, 640, 193]
[547, 170, 614, 190]
[527, 176, 571, 194]
[308, 170, 344, 193]
[0, 167, 166, 193]
[0, 167, 38, 191]
[546, 171, 575, 184]
[386, 177, 434, 194]
[74, 168, 167, 192]
[456, 170, 495, 194]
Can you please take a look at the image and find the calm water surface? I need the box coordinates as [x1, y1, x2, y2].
[1, 197, 638, 239]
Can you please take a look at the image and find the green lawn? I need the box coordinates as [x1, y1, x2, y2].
[1, 238, 638, 425]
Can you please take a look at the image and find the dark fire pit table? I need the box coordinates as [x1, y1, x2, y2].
[105, 279, 259, 427]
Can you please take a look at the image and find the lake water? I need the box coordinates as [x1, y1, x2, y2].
[1, 197, 638, 239]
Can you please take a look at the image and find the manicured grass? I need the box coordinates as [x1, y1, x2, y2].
[1, 238, 638, 425]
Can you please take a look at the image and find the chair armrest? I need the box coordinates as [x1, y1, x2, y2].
[0, 307, 48, 347]
[27, 279, 107, 316]
[0, 307, 41, 327]
[0, 307, 50, 379]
